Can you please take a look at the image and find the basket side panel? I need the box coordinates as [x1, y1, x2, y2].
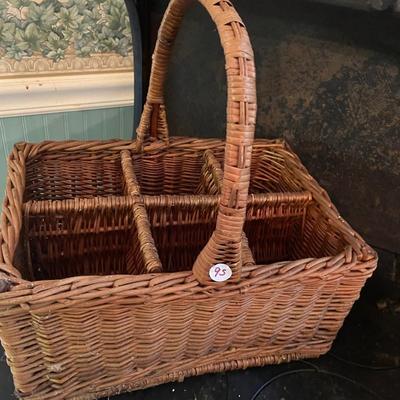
[0, 310, 51, 397]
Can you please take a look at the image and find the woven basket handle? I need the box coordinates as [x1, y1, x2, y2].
[138, 0, 256, 284]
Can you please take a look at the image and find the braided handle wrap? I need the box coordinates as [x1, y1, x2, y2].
[137, 0, 256, 284]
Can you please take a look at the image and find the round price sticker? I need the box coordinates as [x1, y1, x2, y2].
[209, 263, 232, 282]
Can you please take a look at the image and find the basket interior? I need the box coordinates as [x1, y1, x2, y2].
[132, 147, 225, 195]
[147, 204, 217, 272]
[24, 199, 148, 280]
[16, 142, 349, 281]
[246, 147, 349, 263]
[24, 151, 126, 201]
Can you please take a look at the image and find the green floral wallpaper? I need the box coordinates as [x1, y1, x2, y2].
[0, 0, 132, 62]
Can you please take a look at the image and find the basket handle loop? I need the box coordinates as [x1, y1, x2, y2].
[138, 0, 256, 284]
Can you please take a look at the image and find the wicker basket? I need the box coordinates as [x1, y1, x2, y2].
[0, 0, 377, 399]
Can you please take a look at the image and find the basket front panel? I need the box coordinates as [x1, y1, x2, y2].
[9, 267, 372, 399]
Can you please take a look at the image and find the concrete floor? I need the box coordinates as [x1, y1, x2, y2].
[1, 248, 399, 400]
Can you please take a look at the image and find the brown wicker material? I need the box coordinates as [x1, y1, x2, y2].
[0, 1, 377, 399]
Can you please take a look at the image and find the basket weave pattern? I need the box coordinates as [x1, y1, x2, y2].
[0, 0, 377, 399]
[0, 138, 377, 400]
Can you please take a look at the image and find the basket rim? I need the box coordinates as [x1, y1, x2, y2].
[0, 249, 377, 316]
[0, 137, 376, 301]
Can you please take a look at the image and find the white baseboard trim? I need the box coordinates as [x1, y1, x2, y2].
[0, 71, 134, 117]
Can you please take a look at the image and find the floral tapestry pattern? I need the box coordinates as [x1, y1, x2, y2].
[0, 0, 132, 62]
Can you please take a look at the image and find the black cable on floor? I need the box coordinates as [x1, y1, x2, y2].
[250, 368, 315, 400]
[250, 361, 385, 400]
[328, 352, 400, 371]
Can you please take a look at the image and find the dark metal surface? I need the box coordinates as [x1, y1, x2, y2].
[135, 0, 155, 112]
[311, 0, 395, 11]
[124, 0, 143, 134]
[149, 0, 400, 254]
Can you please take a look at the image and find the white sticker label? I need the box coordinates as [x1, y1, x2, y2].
[209, 263, 232, 282]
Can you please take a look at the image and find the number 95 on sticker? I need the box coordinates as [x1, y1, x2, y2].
[209, 263, 232, 282]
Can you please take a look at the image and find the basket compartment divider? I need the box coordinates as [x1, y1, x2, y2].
[197, 150, 223, 195]
[129, 202, 163, 274]
[120, 149, 163, 274]
[121, 150, 141, 196]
